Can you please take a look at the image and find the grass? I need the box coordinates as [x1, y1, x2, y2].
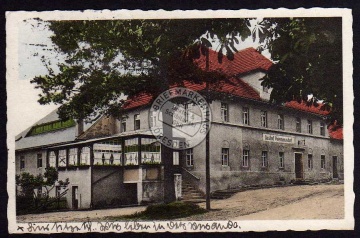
[108, 201, 207, 220]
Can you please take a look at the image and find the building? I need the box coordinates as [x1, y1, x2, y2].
[15, 47, 343, 210]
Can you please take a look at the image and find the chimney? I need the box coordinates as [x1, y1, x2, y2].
[76, 119, 84, 137]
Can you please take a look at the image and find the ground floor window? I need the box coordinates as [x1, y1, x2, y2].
[37, 154, 42, 168]
[279, 152, 284, 168]
[173, 152, 179, 165]
[321, 155, 326, 169]
[308, 154, 313, 169]
[242, 150, 249, 167]
[20, 155, 25, 169]
[186, 148, 193, 166]
[261, 151, 268, 167]
[222, 148, 229, 166]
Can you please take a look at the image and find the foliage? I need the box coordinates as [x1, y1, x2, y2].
[260, 18, 343, 125]
[116, 201, 207, 220]
[16, 167, 69, 211]
[30, 19, 253, 121]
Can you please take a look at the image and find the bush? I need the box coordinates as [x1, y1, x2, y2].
[124, 201, 207, 220]
[16, 195, 68, 215]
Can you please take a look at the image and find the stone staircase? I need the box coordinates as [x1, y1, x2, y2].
[181, 181, 205, 203]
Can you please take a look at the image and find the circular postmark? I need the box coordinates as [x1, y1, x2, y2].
[149, 87, 212, 150]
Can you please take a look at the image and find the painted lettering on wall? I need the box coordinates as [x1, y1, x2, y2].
[263, 134, 294, 144]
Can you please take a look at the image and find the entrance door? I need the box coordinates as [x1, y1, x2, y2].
[72, 186, 79, 209]
[295, 153, 303, 180]
[333, 156, 338, 178]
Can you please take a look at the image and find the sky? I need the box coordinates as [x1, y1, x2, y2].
[13, 18, 267, 136]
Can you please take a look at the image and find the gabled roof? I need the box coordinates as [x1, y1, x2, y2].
[15, 109, 77, 151]
[194, 47, 273, 76]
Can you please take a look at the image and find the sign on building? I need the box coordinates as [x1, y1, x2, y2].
[263, 134, 295, 144]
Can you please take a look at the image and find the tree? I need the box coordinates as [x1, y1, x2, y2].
[30, 18, 343, 125]
[16, 167, 69, 210]
[259, 18, 343, 125]
[31, 19, 253, 121]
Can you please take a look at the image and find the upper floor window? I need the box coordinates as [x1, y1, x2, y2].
[58, 149, 67, 167]
[260, 111, 267, 127]
[243, 107, 249, 125]
[321, 155, 326, 169]
[20, 156, 25, 169]
[28, 118, 75, 136]
[121, 118, 126, 132]
[279, 152, 284, 168]
[49, 151, 56, 167]
[186, 148, 194, 166]
[296, 117, 301, 132]
[221, 148, 229, 166]
[134, 114, 140, 130]
[220, 102, 229, 122]
[37, 153, 42, 168]
[320, 122, 325, 136]
[278, 114, 284, 130]
[184, 103, 189, 123]
[242, 149, 249, 167]
[261, 151, 268, 167]
[307, 120, 313, 134]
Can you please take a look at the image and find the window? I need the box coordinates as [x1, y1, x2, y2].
[28, 118, 76, 136]
[307, 120, 313, 134]
[221, 148, 229, 166]
[262, 85, 268, 93]
[173, 140, 179, 165]
[279, 152, 284, 168]
[221, 102, 229, 122]
[243, 107, 249, 125]
[186, 148, 193, 166]
[296, 118, 301, 132]
[321, 155, 326, 169]
[49, 151, 56, 167]
[58, 150, 67, 167]
[308, 154, 313, 169]
[20, 156, 25, 169]
[121, 118, 126, 132]
[320, 122, 325, 136]
[37, 154, 42, 168]
[184, 103, 189, 123]
[242, 150, 249, 167]
[261, 111, 267, 127]
[134, 114, 140, 130]
[261, 151, 268, 167]
[278, 114, 284, 130]
[56, 186, 61, 198]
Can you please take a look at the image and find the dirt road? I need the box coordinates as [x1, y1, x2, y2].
[17, 184, 343, 222]
[183, 184, 344, 220]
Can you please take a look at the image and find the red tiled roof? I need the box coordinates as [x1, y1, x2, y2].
[328, 123, 343, 140]
[123, 93, 153, 110]
[194, 47, 273, 76]
[123, 78, 260, 110]
[285, 101, 329, 116]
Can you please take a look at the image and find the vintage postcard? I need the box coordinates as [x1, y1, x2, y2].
[6, 9, 354, 233]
